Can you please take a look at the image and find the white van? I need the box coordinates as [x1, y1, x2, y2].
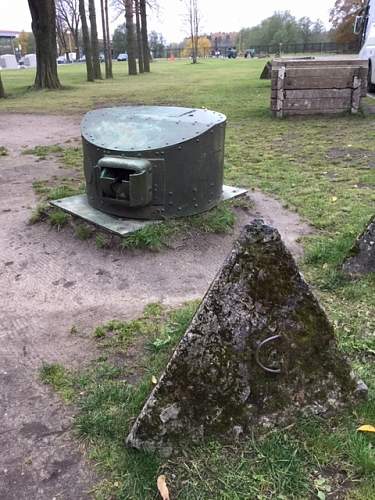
[356, 0, 375, 90]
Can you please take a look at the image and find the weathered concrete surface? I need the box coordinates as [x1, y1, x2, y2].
[126, 220, 366, 456]
[343, 215, 375, 277]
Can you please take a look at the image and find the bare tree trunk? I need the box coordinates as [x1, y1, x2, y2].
[0, 74, 5, 98]
[78, 0, 94, 81]
[74, 32, 80, 61]
[88, 0, 102, 79]
[193, 0, 199, 61]
[104, 0, 113, 78]
[139, 0, 150, 72]
[125, 0, 138, 75]
[188, 0, 196, 63]
[135, 0, 144, 73]
[100, 0, 109, 78]
[27, 0, 61, 89]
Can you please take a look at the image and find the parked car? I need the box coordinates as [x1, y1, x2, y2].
[227, 47, 237, 59]
[117, 53, 128, 61]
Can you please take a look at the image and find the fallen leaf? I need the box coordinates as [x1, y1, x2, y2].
[151, 375, 158, 385]
[331, 196, 338, 202]
[357, 424, 375, 433]
[157, 475, 170, 500]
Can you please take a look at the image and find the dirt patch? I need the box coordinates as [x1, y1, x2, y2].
[327, 147, 375, 162]
[0, 113, 312, 499]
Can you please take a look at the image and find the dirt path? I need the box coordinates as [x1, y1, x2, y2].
[0, 113, 312, 499]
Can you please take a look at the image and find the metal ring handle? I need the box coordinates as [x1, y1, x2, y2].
[255, 334, 282, 374]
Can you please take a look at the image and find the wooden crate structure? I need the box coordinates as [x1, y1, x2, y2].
[271, 58, 368, 117]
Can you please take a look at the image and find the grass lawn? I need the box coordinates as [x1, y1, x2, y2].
[2, 59, 374, 498]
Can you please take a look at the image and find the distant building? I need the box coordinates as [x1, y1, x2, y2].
[209, 32, 238, 50]
[0, 30, 20, 56]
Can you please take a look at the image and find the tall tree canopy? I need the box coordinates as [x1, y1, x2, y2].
[237, 11, 328, 50]
[28, 0, 61, 89]
[148, 30, 165, 58]
[329, 0, 366, 44]
[112, 23, 128, 55]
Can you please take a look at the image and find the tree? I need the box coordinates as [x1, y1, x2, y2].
[112, 0, 151, 71]
[135, 0, 144, 72]
[88, 0, 102, 78]
[236, 11, 328, 51]
[18, 31, 30, 55]
[139, 0, 150, 71]
[148, 30, 165, 58]
[112, 23, 127, 56]
[125, 0, 138, 74]
[27, 0, 61, 89]
[56, 0, 81, 61]
[56, 14, 71, 59]
[105, 0, 113, 76]
[330, 0, 365, 44]
[182, 35, 211, 58]
[183, 0, 200, 63]
[100, 0, 113, 78]
[0, 74, 5, 98]
[78, 0, 94, 81]
[298, 17, 313, 44]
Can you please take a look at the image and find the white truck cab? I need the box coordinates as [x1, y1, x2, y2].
[356, 0, 375, 90]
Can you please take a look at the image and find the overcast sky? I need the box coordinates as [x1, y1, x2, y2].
[2, 0, 334, 43]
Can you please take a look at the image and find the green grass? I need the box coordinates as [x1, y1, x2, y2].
[74, 223, 93, 240]
[40, 362, 75, 402]
[0, 60, 270, 116]
[22, 144, 64, 158]
[120, 200, 237, 250]
[95, 232, 112, 249]
[48, 208, 69, 229]
[7, 57, 373, 497]
[30, 145, 85, 204]
[41, 302, 375, 499]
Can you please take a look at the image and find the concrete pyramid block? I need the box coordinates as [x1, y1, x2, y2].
[343, 215, 375, 277]
[126, 220, 366, 455]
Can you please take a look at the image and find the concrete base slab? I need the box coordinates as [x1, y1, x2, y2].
[50, 185, 248, 237]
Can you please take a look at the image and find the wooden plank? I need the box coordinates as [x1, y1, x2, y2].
[359, 66, 369, 96]
[284, 77, 354, 89]
[351, 76, 361, 114]
[272, 58, 368, 68]
[276, 67, 285, 118]
[285, 88, 352, 99]
[283, 97, 351, 110]
[283, 108, 349, 116]
[285, 67, 358, 78]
